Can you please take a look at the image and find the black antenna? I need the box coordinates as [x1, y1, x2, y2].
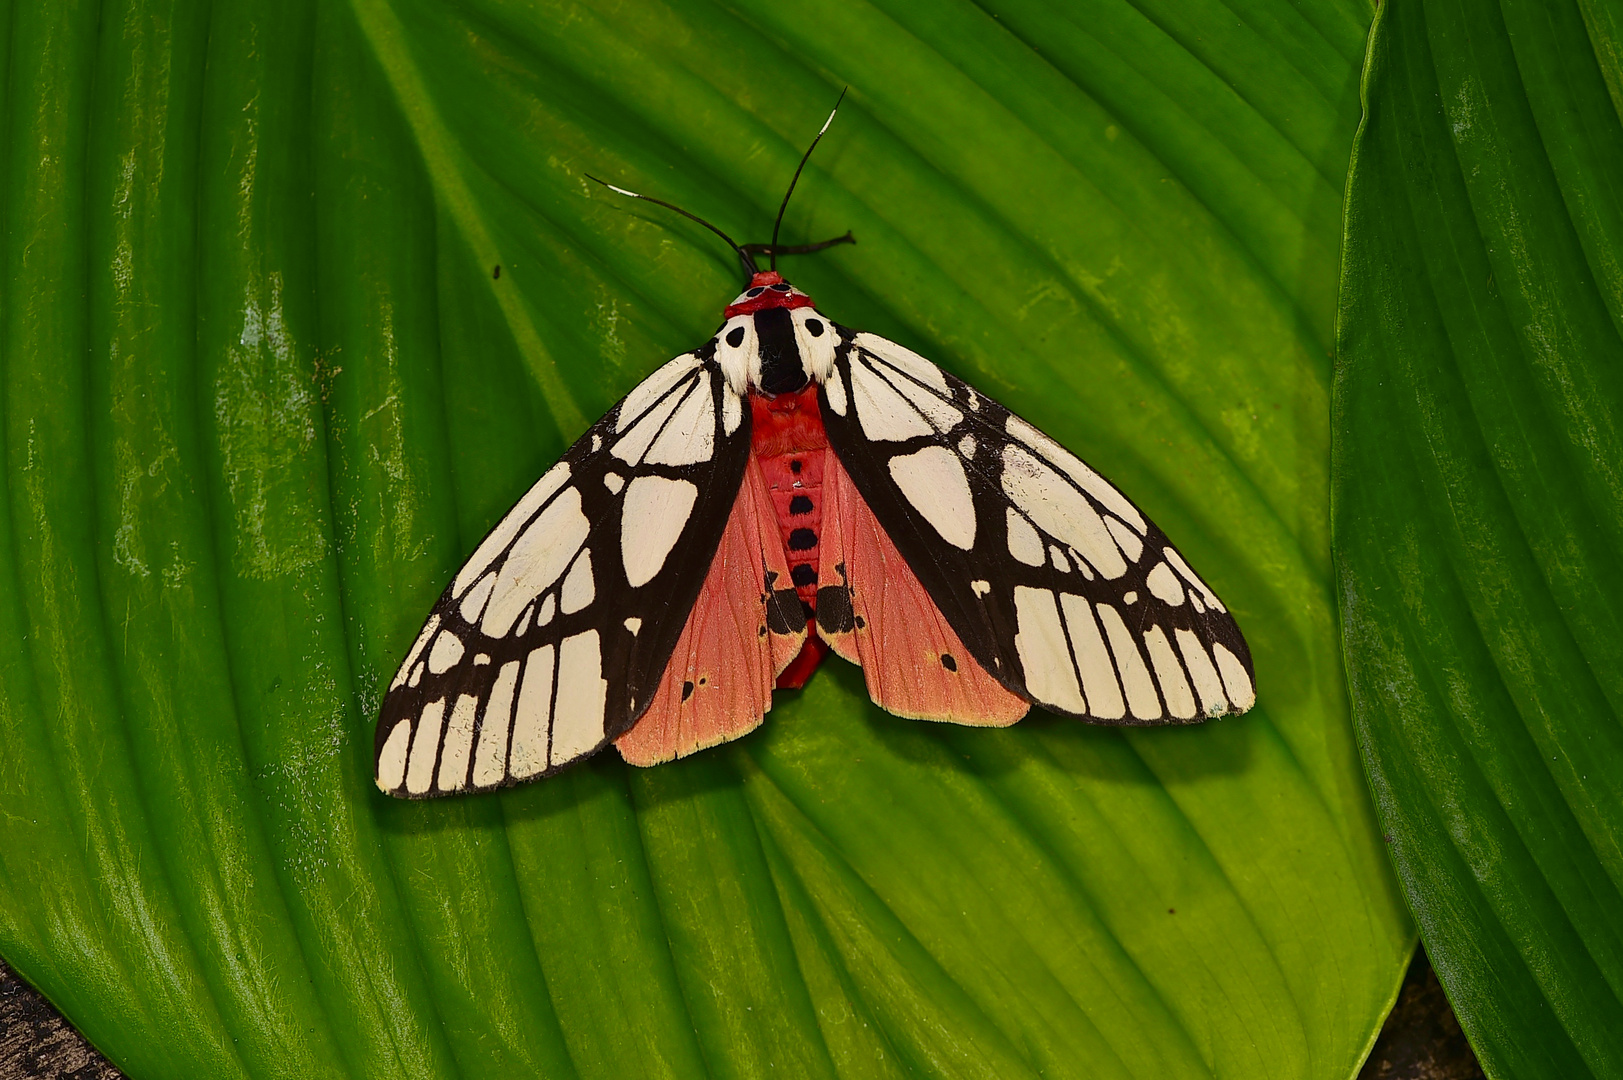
[586, 175, 760, 276]
[769, 88, 847, 272]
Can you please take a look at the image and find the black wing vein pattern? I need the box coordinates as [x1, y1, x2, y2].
[817, 328, 1255, 725]
[375, 344, 749, 797]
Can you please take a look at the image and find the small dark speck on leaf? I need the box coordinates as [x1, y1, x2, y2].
[493, 265, 501, 279]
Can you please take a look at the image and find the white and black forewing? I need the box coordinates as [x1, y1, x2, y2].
[376, 346, 752, 797]
[818, 329, 1255, 725]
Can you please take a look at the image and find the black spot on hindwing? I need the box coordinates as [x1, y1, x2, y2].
[816, 584, 855, 634]
[766, 588, 804, 634]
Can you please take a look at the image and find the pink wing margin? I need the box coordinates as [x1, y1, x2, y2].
[817, 452, 1029, 726]
[616, 456, 806, 766]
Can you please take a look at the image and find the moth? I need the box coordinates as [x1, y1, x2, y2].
[375, 101, 1255, 798]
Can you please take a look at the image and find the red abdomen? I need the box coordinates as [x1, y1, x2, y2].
[750, 385, 830, 687]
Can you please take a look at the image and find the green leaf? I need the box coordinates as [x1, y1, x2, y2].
[0, 0, 1408, 1076]
[1334, 0, 1623, 1075]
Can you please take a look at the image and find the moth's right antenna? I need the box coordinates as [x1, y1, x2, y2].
[769, 87, 848, 272]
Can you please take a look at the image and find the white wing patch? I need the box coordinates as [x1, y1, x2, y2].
[1213, 643, 1255, 710]
[1013, 586, 1085, 714]
[888, 376, 962, 432]
[390, 615, 440, 691]
[1002, 579, 1248, 723]
[621, 477, 698, 588]
[823, 366, 849, 416]
[1098, 603, 1162, 720]
[1006, 509, 1045, 566]
[481, 487, 591, 637]
[1163, 546, 1225, 613]
[560, 551, 595, 614]
[551, 631, 607, 765]
[455, 465, 571, 596]
[472, 661, 520, 787]
[888, 446, 975, 550]
[1005, 415, 1145, 535]
[644, 384, 716, 467]
[459, 575, 496, 623]
[1176, 628, 1227, 716]
[437, 695, 478, 791]
[854, 332, 950, 392]
[851, 360, 935, 442]
[1143, 627, 1196, 719]
[428, 630, 465, 674]
[1001, 444, 1126, 579]
[1060, 593, 1124, 720]
[1145, 562, 1184, 606]
[377, 720, 410, 789]
[1105, 516, 1143, 562]
[618, 352, 700, 433]
[510, 644, 555, 779]
[406, 698, 445, 795]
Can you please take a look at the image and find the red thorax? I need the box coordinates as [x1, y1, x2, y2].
[723, 270, 819, 319]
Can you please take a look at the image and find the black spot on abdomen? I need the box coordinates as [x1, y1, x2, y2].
[789, 494, 813, 515]
[788, 528, 817, 551]
[790, 563, 817, 588]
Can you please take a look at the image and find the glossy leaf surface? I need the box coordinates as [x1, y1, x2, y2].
[0, 0, 1408, 1076]
[1335, 0, 1623, 1075]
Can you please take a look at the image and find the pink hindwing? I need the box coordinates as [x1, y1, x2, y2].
[817, 450, 1029, 726]
[616, 455, 805, 766]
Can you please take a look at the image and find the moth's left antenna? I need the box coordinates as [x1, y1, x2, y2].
[586, 175, 760, 277]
